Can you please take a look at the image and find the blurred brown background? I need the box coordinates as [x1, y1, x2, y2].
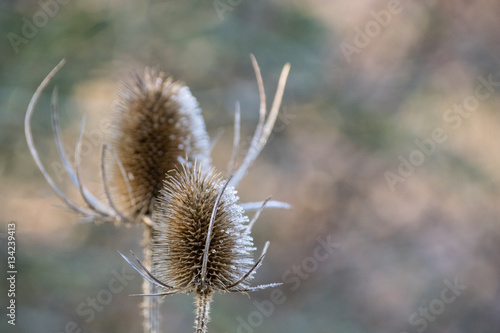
[1, 1, 500, 332]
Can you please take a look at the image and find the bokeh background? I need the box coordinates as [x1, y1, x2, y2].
[1, 1, 500, 332]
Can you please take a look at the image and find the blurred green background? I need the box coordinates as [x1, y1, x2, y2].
[1, 0, 500, 332]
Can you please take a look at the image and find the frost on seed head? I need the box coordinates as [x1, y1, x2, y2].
[110, 68, 211, 219]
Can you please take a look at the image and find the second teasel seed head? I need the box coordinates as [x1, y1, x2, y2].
[110, 68, 211, 219]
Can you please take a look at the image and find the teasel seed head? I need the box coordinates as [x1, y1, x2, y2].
[151, 162, 256, 293]
[110, 68, 211, 218]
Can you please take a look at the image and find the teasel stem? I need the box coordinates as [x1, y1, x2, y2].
[194, 292, 214, 333]
[141, 225, 163, 333]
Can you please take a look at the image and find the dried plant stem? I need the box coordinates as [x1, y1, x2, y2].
[194, 292, 213, 333]
[228, 56, 291, 188]
[141, 226, 163, 333]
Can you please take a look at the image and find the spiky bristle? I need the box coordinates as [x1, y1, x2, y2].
[152, 162, 256, 293]
[110, 68, 210, 218]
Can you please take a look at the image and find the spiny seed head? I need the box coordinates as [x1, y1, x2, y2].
[152, 162, 256, 293]
[110, 68, 210, 218]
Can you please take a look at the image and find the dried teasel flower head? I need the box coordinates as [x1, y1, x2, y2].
[123, 163, 280, 333]
[153, 162, 279, 332]
[152, 162, 259, 292]
[110, 68, 211, 218]
[121, 55, 291, 333]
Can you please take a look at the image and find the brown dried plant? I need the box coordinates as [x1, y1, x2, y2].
[25, 55, 290, 333]
[110, 68, 211, 218]
[110, 68, 213, 332]
[26, 61, 215, 333]
[110, 67, 214, 333]
[121, 57, 291, 333]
